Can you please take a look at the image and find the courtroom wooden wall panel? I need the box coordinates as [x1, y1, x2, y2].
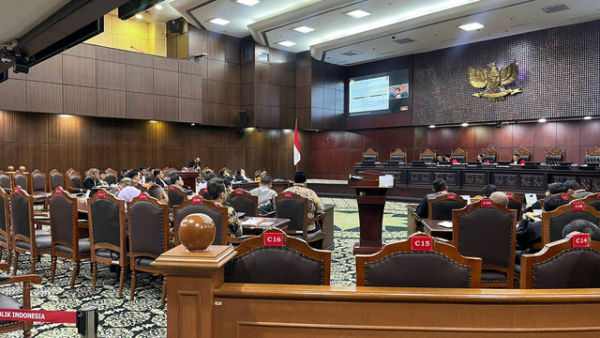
[62, 55, 95, 87]
[178, 73, 203, 99]
[207, 59, 225, 81]
[153, 69, 179, 97]
[63, 85, 97, 116]
[26, 55, 63, 83]
[154, 95, 179, 121]
[96, 89, 126, 118]
[63, 43, 95, 58]
[96, 60, 127, 90]
[208, 32, 226, 62]
[126, 92, 154, 119]
[153, 56, 179, 72]
[126, 65, 154, 94]
[125, 52, 154, 68]
[26, 82, 62, 114]
[0, 79, 27, 111]
[178, 98, 203, 122]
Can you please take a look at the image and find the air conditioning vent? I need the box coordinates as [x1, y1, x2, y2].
[342, 50, 362, 56]
[394, 38, 415, 44]
[542, 4, 569, 14]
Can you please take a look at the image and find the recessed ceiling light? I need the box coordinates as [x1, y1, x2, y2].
[345, 9, 371, 19]
[459, 22, 484, 31]
[210, 18, 230, 26]
[429, 125, 436, 129]
[461, 122, 469, 127]
[293, 26, 315, 34]
[538, 118, 547, 123]
[584, 116, 592, 120]
[149, 120, 158, 123]
[59, 114, 72, 118]
[135, 14, 143, 19]
[277, 40, 296, 47]
[190, 123, 196, 126]
[236, 0, 260, 6]
[155, 4, 163, 10]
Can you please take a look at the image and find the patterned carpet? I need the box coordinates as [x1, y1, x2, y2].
[1, 198, 408, 336]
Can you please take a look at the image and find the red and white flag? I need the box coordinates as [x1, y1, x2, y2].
[293, 120, 301, 165]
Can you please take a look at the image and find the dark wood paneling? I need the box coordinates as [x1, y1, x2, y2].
[179, 73, 203, 99]
[26, 55, 63, 83]
[153, 69, 179, 96]
[27, 82, 62, 113]
[63, 85, 96, 116]
[126, 92, 154, 119]
[0, 79, 27, 111]
[96, 89, 126, 118]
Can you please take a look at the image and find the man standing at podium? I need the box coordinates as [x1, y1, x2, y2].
[415, 179, 448, 219]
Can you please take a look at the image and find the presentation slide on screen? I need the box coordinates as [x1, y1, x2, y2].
[349, 69, 410, 115]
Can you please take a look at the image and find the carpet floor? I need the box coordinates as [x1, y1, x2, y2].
[2, 198, 409, 336]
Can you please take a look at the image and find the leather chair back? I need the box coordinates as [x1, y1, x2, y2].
[585, 155, 600, 165]
[229, 189, 258, 217]
[420, 155, 435, 163]
[356, 234, 481, 288]
[49, 190, 77, 247]
[105, 173, 117, 185]
[582, 193, 600, 212]
[70, 175, 82, 189]
[542, 201, 600, 244]
[0, 188, 8, 234]
[50, 171, 63, 190]
[428, 194, 467, 220]
[10, 191, 32, 239]
[0, 173, 11, 190]
[89, 196, 123, 248]
[482, 154, 496, 163]
[32, 171, 46, 192]
[521, 238, 600, 288]
[275, 193, 308, 232]
[390, 155, 405, 163]
[451, 155, 466, 163]
[506, 193, 523, 219]
[225, 229, 331, 285]
[362, 154, 376, 163]
[546, 154, 563, 165]
[167, 185, 186, 208]
[128, 197, 168, 257]
[13, 173, 27, 191]
[173, 199, 226, 245]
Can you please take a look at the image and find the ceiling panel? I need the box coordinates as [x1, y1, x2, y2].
[0, 0, 71, 45]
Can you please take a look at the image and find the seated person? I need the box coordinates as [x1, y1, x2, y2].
[415, 179, 448, 219]
[562, 219, 600, 239]
[283, 172, 324, 231]
[173, 175, 193, 195]
[476, 154, 490, 164]
[153, 169, 168, 188]
[98, 170, 108, 186]
[207, 178, 242, 238]
[235, 169, 252, 182]
[517, 195, 568, 252]
[126, 170, 141, 185]
[524, 182, 567, 213]
[435, 154, 444, 163]
[512, 153, 525, 165]
[116, 178, 141, 203]
[489, 191, 509, 207]
[147, 184, 169, 205]
[443, 154, 451, 162]
[254, 169, 268, 181]
[249, 176, 277, 214]
[472, 184, 498, 202]
[564, 180, 591, 199]
[82, 168, 101, 189]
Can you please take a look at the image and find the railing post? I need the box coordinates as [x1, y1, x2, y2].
[76, 306, 98, 338]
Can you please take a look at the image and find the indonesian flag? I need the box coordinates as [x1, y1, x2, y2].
[293, 120, 301, 165]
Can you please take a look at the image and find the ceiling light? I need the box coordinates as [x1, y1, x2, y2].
[135, 14, 143, 19]
[345, 9, 371, 19]
[59, 114, 72, 118]
[277, 40, 296, 47]
[155, 4, 163, 10]
[149, 120, 158, 123]
[584, 116, 592, 120]
[210, 18, 230, 26]
[293, 26, 315, 34]
[190, 123, 196, 126]
[429, 125, 436, 129]
[461, 122, 469, 127]
[459, 22, 484, 31]
[538, 118, 547, 123]
[236, 0, 260, 6]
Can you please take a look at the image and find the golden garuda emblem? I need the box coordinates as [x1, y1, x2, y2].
[468, 62, 522, 99]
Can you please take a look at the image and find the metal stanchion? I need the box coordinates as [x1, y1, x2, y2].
[76, 306, 98, 338]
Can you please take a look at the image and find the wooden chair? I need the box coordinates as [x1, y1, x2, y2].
[10, 188, 52, 275]
[12, 171, 29, 193]
[545, 146, 566, 165]
[514, 146, 533, 162]
[105, 168, 118, 185]
[361, 148, 378, 164]
[356, 233, 482, 287]
[541, 200, 600, 245]
[481, 145, 499, 163]
[581, 193, 600, 212]
[389, 148, 406, 163]
[419, 148, 436, 163]
[84, 168, 98, 178]
[0, 171, 11, 192]
[0, 187, 11, 267]
[450, 147, 468, 163]
[229, 188, 259, 217]
[172, 197, 232, 246]
[166, 184, 187, 209]
[520, 237, 600, 289]
[506, 192, 524, 220]
[453, 199, 517, 288]
[0, 262, 42, 338]
[275, 192, 326, 248]
[88, 191, 128, 297]
[427, 193, 467, 220]
[584, 146, 600, 165]
[49, 169, 64, 190]
[225, 228, 331, 285]
[127, 194, 169, 307]
[48, 187, 91, 289]
[65, 168, 83, 193]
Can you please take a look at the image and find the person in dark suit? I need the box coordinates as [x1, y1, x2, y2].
[415, 179, 448, 219]
[153, 169, 168, 188]
[234, 169, 251, 182]
[189, 157, 202, 170]
[82, 169, 101, 190]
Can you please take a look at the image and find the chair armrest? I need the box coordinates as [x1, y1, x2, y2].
[228, 234, 255, 244]
[413, 211, 422, 222]
[0, 274, 43, 285]
[308, 212, 326, 223]
[0, 262, 8, 273]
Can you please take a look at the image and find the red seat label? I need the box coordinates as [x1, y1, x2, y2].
[236, 189, 243, 195]
[572, 201, 585, 211]
[264, 232, 284, 246]
[411, 236, 433, 251]
[506, 192, 514, 199]
[284, 192, 292, 198]
[169, 186, 174, 191]
[481, 199, 493, 207]
[139, 193, 148, 200]
[560, 193, 569, 200]
[447, 193, 456, 200]
[55, 188, 61, 195]
[97, 190, 105, 198]
[572, 233, 590, 248]
[192, 196, 203, 204]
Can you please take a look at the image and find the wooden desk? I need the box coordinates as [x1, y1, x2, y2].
[322, 204, 335, 250]
[422, 218, 453, 240]
[406, 204, 419, 236]
[240, 217, 289, 234]
[232, 181, 292, 194]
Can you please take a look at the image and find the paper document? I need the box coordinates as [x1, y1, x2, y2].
[525, 193, 538, 207]
[379, 174, 394, 188]
[461, 195, 471, 204]
[438, 221, 453, 228]
[242, 218, 259, 226]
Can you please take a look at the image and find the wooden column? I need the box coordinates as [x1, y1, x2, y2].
[152, 245, 237, 338]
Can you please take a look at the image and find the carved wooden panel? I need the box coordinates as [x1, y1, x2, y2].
[463, 172, 487, 186]
[434, 172, 458, 185]
[520, 174, 545, 188]
[492, 173, 519, 187]
[408, 171, 432, 185]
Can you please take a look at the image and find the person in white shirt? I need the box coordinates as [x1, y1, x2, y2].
[249, 176, 277, 214]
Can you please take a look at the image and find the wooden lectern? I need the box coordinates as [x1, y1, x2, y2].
[348, 170, 389, 254]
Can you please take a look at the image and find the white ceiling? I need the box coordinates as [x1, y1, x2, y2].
[0, 0, 71, 46]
